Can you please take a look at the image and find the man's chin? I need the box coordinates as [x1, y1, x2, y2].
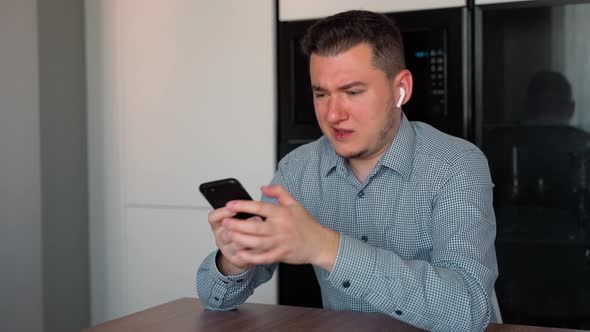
[328, 138, 368, 159]
[334, 148, 369, 160]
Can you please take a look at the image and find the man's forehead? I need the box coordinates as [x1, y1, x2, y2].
[309, 49, 380, 85]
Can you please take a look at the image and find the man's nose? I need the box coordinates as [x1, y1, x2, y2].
[326, 96, 347, 123]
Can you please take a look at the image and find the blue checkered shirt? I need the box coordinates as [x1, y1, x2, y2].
[197, 113, 498, 331]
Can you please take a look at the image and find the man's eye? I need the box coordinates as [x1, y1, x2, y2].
[314, 93, 326, 99]
[346, 90, 363, 96]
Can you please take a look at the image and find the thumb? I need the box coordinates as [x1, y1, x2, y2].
[261, 184, 296, 206]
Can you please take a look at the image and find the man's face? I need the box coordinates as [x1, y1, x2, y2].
[310, 43, 401, 162]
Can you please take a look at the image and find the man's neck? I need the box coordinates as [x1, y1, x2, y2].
[349, 158, 380, 184]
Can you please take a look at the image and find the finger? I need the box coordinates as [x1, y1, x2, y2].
[236, 248, 279, 265]
[261, 185, 297, 206]
[211, 222, 227, 248]
[217, 228, 231, 244]
[208, 207, 238, 228]
[220, 245, 248, 267]
[219, 239, 246, 255]
[215, 226, 240, 248]
[227, 231, 273, 251]
[225, 200, 278, 219]
[222, 217, 269, 236]
[223, 241, 247, 254]
[213, 228, 229, 249]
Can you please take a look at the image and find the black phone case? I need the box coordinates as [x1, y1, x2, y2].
[199, 178, 256, 220]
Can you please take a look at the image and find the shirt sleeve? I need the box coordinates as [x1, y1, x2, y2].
[196, 250, 277, 311]
[326, 149, 498, 332]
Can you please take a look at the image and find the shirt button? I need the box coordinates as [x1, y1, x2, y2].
[342, 280, 351, 288]
[361, 235, 368, 242]
[395, 310, 403, 316]
[357, 191, 365, 198]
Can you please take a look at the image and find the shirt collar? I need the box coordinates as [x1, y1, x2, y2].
[322, 112, 416, 180]
[322, 140, 341, 177]
[377, 112, 415, 180]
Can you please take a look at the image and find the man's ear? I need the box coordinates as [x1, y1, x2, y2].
[394, 69, 413, 108]
[396, 87, 406, 108]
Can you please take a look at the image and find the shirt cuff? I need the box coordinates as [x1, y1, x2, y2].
[212, 251, 255, 283]
[205, 251, 256, 309]
[326, 234, 377, 300]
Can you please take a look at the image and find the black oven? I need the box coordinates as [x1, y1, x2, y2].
[276, 6, 471, 309]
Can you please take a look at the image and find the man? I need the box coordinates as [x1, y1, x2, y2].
[197, 10, 498, 332]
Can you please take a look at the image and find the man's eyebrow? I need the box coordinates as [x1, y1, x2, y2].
[339, 81, 366, 90]
[311, 81, 367, 91]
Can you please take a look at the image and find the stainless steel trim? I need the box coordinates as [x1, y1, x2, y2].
[473, 7, 484, 147]
[462, 7, 472, 140]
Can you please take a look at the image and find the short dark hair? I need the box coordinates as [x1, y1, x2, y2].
[300, 10, 406, 78]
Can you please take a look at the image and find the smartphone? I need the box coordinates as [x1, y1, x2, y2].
[199, 178, 257, 220]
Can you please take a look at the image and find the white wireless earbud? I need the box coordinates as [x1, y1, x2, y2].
[396, 87, 406, 109]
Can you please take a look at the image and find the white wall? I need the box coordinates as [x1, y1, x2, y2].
[0, 1, 44, 331]
[86, 0, 277, 324]
[1, 1, 89, 331]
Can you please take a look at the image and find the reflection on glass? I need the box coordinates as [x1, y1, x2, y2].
[481, 2, 590, 329]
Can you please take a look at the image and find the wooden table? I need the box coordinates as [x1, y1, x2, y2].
[82, 298, 587, 332]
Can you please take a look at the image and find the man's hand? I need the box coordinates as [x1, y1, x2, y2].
[221, 185, 340, 271]
[207, 206, 258, 276]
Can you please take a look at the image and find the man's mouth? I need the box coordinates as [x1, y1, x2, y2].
[333, 127, 354, 140]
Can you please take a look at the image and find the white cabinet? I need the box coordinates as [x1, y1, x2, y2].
[125, 208, 214, 313]
[86, 0, 277, 324]
[115, 0, 277, 207]
[125, 208, 277, 313]
[279, 0, 466, 21]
